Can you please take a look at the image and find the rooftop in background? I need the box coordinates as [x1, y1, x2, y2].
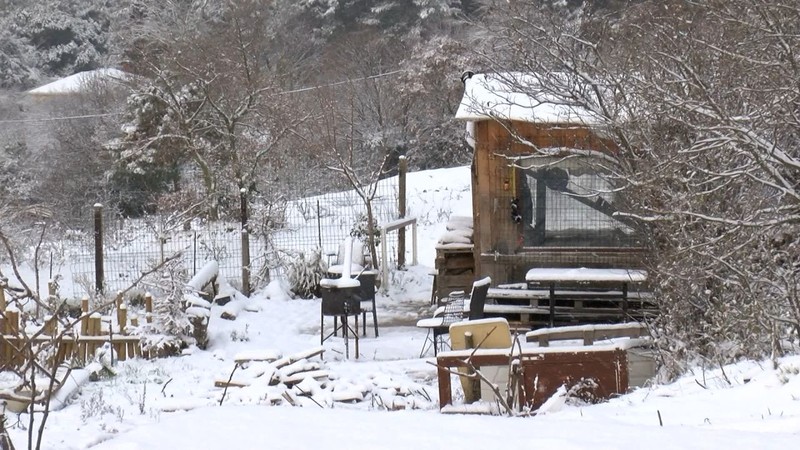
[27, 68, 130, 96]
[454, 72, 602, 125]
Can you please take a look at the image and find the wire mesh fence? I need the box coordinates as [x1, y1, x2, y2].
[67, 176, 400, 298]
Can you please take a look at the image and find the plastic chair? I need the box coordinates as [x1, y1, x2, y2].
[327, 239, 367, 277]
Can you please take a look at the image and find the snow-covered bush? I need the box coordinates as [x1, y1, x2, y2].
[349, 213, 380, 249]
[284, 249, 326, 299]
[129, 259, 192, 355]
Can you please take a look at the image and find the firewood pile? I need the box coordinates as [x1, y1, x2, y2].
[214, 346, 434, 410]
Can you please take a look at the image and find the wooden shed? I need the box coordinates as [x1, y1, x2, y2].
[451, 72, 647, 291]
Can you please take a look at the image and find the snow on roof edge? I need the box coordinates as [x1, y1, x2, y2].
[27, 68, 131, 96]
[454, 72, 603, 126]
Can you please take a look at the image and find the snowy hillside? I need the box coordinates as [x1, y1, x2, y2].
[3, 165, 800, 450]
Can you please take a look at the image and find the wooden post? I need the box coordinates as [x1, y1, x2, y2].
[145, 293, 153, 323]
[43, 315, 56, 336]
[115, 291, 123, 309]
[47, 280, 57, 315]
[0, 278, 6, 310]
[117, 340, 127, 361]
[89, 315, 101, 336]
[533, 179, 547, 245]
[117, 304, 127, 334]
[6, 310, 20, 367]
[130, 316, 139, 327]
[6, 309, 19, 335]
[93, 203, 104, 294]
[241, 229, 251, 297]
[398, 155, 407, 269]
[81, 296, 89, 335]
[0, 279, 6, 334]
[463, 331, 480, 403]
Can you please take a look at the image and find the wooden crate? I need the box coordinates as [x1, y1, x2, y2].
[434, 244, 475, 305]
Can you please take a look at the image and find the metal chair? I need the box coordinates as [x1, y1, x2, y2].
[416, 291, 465, 357]
[466, 277, 491, 321]
[415, 276, 492, 357]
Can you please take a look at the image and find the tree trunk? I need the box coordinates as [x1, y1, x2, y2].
[365, 202, 379, 271]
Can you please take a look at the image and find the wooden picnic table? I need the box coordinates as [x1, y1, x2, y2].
[525, 268, 648, 327]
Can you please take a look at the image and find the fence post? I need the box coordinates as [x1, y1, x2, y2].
[240, 188, 251, 296]
[241, 229, 251, 297]
[317, 200, 322, 249]
[398, 155, 407, 269]
[0, 278, 6, 311]
[93, 203, 104, 295]
[80, 296, 89, 335]
[145, 293, 153, 324]
[0, 278, 6, 335]
[240, 188, 249, 228]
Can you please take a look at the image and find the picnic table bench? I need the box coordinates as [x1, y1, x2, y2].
[476, 268, 655, 328]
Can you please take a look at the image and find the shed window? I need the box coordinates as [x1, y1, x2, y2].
[519, 156, 640, 248]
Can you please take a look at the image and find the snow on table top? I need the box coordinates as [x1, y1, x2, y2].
[525, 267, 648, 282]
[319, 277, 361, 289]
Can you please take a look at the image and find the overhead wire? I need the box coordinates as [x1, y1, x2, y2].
[0, 67, 406, 125]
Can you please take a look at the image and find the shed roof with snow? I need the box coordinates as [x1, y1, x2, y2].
[454, 72, 601, 125]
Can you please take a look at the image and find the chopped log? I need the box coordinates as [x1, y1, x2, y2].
[281, 390, 299, 406]
[214, 380, 250, 388]
[187, 261, 219, 300]
[279, 361, 321, 378]
[189, 316, 208, 350]
[219, 298, 247, 320]
[273, 347, 325, 369]
[233, 349, 281, 364]
[282, 370, 330, 387]
[332, 389, 364, 403]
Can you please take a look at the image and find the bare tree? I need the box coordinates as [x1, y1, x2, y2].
[112, 1, 308, 220]
[479, 0, 800, 372]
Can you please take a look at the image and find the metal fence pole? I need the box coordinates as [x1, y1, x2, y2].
[93, 203, 104, 295]
[398, 155, 407, 269]
[240, 188, 251, 296]
[317, 200, 322, 249]
[241, 229, 251, 296]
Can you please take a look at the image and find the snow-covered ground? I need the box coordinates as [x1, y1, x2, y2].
[3, 166, 800, 449]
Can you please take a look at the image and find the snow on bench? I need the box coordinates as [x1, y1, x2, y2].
[526, 322, 650, 346]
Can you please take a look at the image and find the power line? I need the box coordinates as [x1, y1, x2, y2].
[0, 68, 407, 125]
[277, 69, 406, 95]
[0, 112, 122, 124]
